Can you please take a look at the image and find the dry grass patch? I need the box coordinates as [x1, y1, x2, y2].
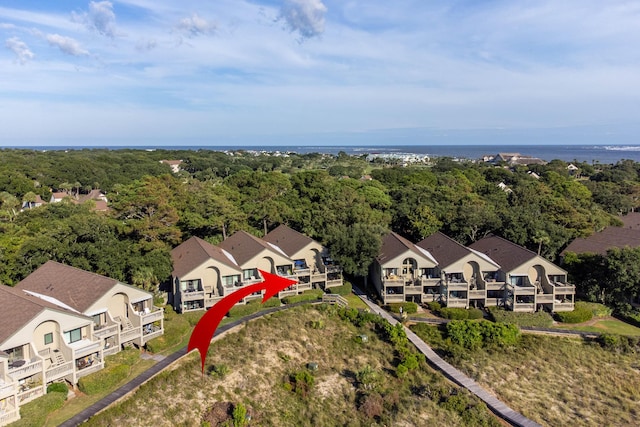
[82, 305, 501, 427]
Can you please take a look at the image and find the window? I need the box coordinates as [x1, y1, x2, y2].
[92, 313, 102, 326]
[222, 275, 240, 286]
[64, 328, 82, 344]
[243, 269, 257, 280]
[44, 332, 53, 345]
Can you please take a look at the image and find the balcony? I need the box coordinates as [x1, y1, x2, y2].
[553, 284, 576, 294]
[76, 362, 103, 379]
[484, 280, 505, 291]
[103, 346, 120, 357]
[70, 340, 102, 359]
[120, 327, 140, 343]
[513, 303, 536, 312]
[8, 359, 43, 381]
[536, 294, 554, 304]
[45, 361, 74, 383]
[93, 323, 119, 340]
[469, 289, 486, 299]
[553, 301, 575, 312]
[141, 308, 164, 324]
[446, 298, 468, 308]
[0, 378, 16, 400]
[182, 290, 205, 301]
[405, 283, 423, 295]
[384, 294, 404, 303]
[17, 384, 44, 403]
[445, 282, 468, 292]
[0, 406, 19, 426]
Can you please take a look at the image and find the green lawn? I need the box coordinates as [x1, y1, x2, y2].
[553, 318, 640, 336]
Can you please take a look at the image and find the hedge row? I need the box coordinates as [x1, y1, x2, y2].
[388, 302, 418, 314]
[426, 302, 483, 320]
[487, 306, 554, 328]
[555, 302, 594, 323]
[282, 289, 324, 304]
[228, 296, 281, 318]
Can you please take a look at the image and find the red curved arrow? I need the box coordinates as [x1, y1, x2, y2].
[188, 269, 297, 373]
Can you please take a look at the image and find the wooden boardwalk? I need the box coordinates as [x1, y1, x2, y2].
[353, 286, 542, 427]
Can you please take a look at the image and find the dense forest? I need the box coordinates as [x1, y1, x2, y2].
[1, 148, 640, 312]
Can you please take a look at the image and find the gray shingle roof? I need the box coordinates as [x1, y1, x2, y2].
[561, 226, 640, 256]
[0, 285, 85, 344]
[377, 232, 437, 265]
[263, 224, 315, 257]
[468, 235, 536, 272]
[171, 236, 240, 277]
[15, 261, 120, 313]
[219, 231, 285, 266]
[417, 232, 473, 269]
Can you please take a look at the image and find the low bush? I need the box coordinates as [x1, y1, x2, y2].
[467, 307, 484, 320]
[78, 364, 130, 395]
[282, 289, 323, 304]
[228, 297, 281, 318]
[388, 302, 418, 314]
[579, 301, 613, 317]
[446, 320, 520, 350]
[46, 382, 68, 395]
[487, 306, 554, 328]
[598, 333, 640, 354]
[438, 307, 471, 320]
[425, 301, 441, 312]
[555, 302, 593, 324]
[329, 281, 352, 296]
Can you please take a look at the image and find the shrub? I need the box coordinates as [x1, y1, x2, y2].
[232, 402, 247, 427]
[487, 306, 554, 328]
[282, 289, 323, 304]
[46, 382, 68, 395]
[208, 364, 230, 379]
[330, 281, 352, 296]
[288, 370, 315, 398]
[446, 320, 520, 350]
[598, 333, 640, 354]
[579, 301, 613, 317]
[467, 307, 484, 320]
[228, 297, 280, 318]
[555, 302, 593, 324]
[78, 364, 130, 395]
[388, 302, 418, 314]
[426, 301, 441, 312]
[438, 307, 470, 320]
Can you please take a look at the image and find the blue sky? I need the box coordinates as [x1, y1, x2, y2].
[1, 0, 639, 146]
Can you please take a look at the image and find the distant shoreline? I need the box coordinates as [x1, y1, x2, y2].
[2, 144, 640, 164]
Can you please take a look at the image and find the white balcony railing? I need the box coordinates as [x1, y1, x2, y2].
[8, 359, 43, 380]
[46, 361, 74, 382]
[93, 324, 119, 340]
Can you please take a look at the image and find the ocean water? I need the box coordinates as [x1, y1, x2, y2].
[7, 144, 640, 164]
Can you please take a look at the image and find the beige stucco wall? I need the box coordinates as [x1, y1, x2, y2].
[1, 310, 91, 351]
[88, 283, 153, 317]
[380, 251, 437, 272]
[509, 256, 567, 278]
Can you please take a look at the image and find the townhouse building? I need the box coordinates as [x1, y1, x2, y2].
[416, 232, 502, 308]
[0, 286, 101, 426]
[469, 235, 575, 312]
[16, 261, 164, 353]
[369, 232, 439, 304]
[0, 261, 164, 425]
[263, 224, 343, 290]
[170, 227, 343, 313]
[372, 232, 575, 312]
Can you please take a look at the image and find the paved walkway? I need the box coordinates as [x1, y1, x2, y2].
[352, 286, 542, 427]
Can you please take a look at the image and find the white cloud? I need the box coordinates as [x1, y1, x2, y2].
[279, 0, 327, 40]
[176, 13, 216, 37]
[72, 1, 117, 38]
[46, 34, 89, 56]
[5, 37, 34, 64]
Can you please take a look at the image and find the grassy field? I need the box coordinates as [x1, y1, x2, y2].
[412, 323, 640, 427]
[551, 317, 640, 336]
[79, 305, 501, 427]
